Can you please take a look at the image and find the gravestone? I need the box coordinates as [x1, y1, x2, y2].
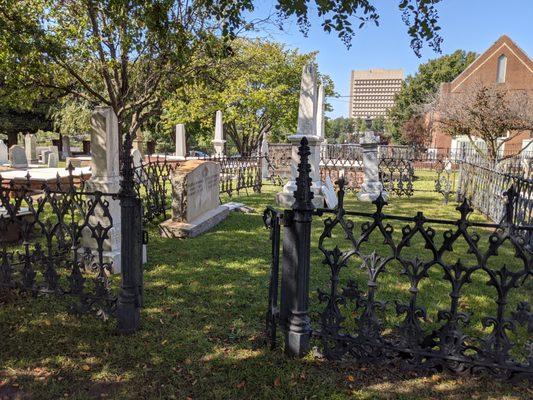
[41, 150, 52, 164]
[132, 131, 144, 156]
[24, 134, 37, 163]
[47, 152, 58, 168]
[175, 124, 187, 158]
[212, 110, 225, 157]
[0, 140, 7, 164]
[261, 134, 269, 179]
[323, 176, 338, 209]
[82, 106, 122, 273]
[48, 145, 59, 160]
[276, 61, 324, 208]
[9, 145, 28, 168]
[61, 136, 71, 159]
[357, 130, 387, 202]
[159, 160, 229, 238]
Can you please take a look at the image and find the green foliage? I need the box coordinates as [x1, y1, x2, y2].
[357, 117, 367, 133]
[371, 116, 385, 133]
[388, 50, 477, 143]
[50, 99, 92, 138]
[0, 0, 446, 144]
[325, 117, 355, 143]
[162, 39, 334, 155]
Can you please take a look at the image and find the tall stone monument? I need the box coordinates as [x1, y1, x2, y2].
[0, 140, 7, 164]
[260, 134, 269, 179]
[24, 134, 37, 163]
[83, 106, 122, 273]
[175, 124, 187, 158]
[316, 84, 325, 139]
[357, 130, 387, 202]
[212, 110, 225, 157]
[159, 160, 229, 238]
[61, 135, 71, 160]
[276, 62, 324, 208]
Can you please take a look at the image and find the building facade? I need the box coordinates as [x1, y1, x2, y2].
[430, 35, 533, 154]
[349, 69, 403, 120]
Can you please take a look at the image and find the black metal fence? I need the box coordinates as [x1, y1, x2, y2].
[458, 161, 533, 225]
[0, 171, 119, 319]
[264, 137, 533, 382]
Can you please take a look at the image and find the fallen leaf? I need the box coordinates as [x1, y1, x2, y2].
[236, 380, 246, 389]
[346, 375, 355, 382]
[274, 377, 281, 387]
[81, 365, 91, 371]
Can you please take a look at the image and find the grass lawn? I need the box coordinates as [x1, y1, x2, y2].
[1, 176, 531, 400]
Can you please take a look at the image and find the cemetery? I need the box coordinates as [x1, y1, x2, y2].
[0, 2, 532, 400]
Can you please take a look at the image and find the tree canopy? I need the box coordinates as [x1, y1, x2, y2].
[388, 49, 477, 143]
[0, 0, 445, 138]
[162, 39, 334, 155]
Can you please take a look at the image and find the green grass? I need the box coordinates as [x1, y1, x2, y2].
[0, 177, 531, 400]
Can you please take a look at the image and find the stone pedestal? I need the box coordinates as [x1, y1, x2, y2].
[212, 110, 225, 157]
[175, 124, 187, 157]
[159, 160, 229, 238]
[276, 135, 324, 208]
[357, 131, 387, 202]
[83, 106, 122, 273]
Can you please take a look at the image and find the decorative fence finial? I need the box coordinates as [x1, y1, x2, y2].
[293, 137, 314, 211]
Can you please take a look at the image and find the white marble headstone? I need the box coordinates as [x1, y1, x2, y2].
[9, 145, 28, 168]
[175, 124, 187, 157]
[24, 134, 37, 163]
[0, 140, 7, 164]
[323, 176, 338, 209]
[47, 152, 58, 167]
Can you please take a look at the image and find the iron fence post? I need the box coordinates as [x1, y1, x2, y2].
[280, 137, 314, 357]
[117, 127, 142, 334]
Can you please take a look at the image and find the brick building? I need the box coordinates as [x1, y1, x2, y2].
[349, 69, 403, 120]
[430, 35, 533, 153]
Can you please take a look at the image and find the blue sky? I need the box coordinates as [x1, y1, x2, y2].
[248, 0, 533, 118]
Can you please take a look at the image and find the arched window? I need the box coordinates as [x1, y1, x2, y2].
[496, 54, 507, 83]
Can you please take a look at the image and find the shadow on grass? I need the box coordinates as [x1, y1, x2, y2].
[0, 184, 531, 399]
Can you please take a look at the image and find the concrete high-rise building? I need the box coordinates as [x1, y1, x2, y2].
[349, 69, 404, 120]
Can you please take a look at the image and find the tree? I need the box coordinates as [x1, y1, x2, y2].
[357, 118, 367, 133]
[429, 82, 533, 163]
[0, 0, 445, 147]
[388, 50, 477, 143]
[371, 116, 385, 133]
[402, 115, 431, 148]
[162, 39, 334, 155]
[325, 117, 355, 143]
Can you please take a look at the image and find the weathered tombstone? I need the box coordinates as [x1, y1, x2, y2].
[175, 124, 187, 158]
[132, 131, 144, 156]
[9, 145, 28, 168]
[261, 134, 269, 179]
[159, 160, 229, 238]
[47, 152, 58, 168]
[212, 110, 225, 157]
[357, 130, 387, 202]
[131, 148, 143, 183]
[48, 145, 59, 160]
[0, 140, 7, 164]
[276, 61, 324, 208]
[41, 150, 52, 164]
[61, 135, 71, 159]
[323, 176, 338, 209]
[82, 106, 122, 273]
[24, 134, 37, 163]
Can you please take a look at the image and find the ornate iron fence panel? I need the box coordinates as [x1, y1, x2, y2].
[264, 137, 533, 382]
[212, 155, 262, 196]
[0, 173, 118, 319]
[458, 161, 533, 225]
[267, 144, 292, 185]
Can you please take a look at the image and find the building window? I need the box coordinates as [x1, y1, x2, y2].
[496, 54, 507, 83]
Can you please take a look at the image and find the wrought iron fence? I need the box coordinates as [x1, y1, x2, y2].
[0, 171, 120, 319]
[458, 161, 533, 225]
[263, 137, 533, 382]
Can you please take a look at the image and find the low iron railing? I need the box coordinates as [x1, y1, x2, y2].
[264, 137, 532, 382]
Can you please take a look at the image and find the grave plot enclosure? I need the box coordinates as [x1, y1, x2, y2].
[264, 138, 533, 382]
